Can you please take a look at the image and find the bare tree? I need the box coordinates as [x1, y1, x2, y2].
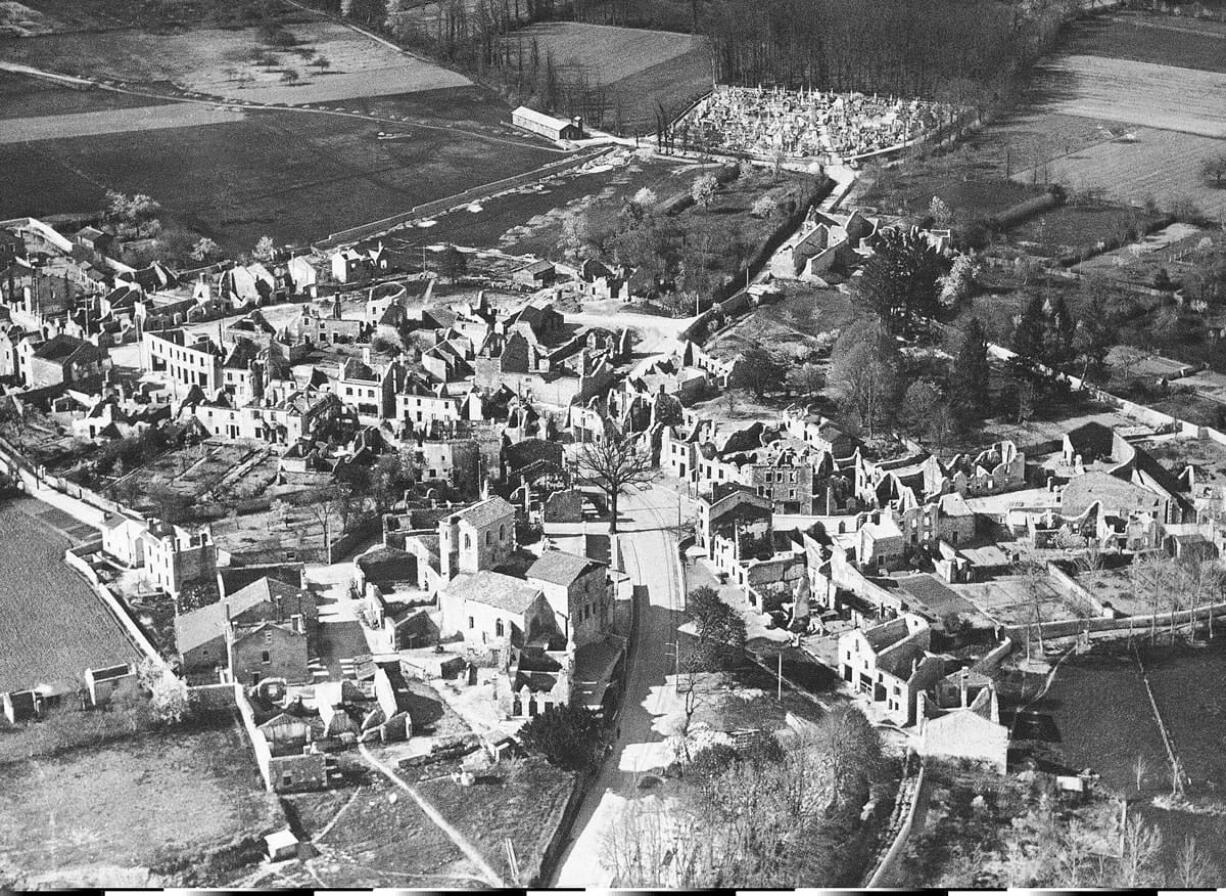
[1175, 835, 1219, 888]
[304, 484, 357, 560]
[575, 436, 655, 533]
[1116, 817, 1162, 887]
[1132, 753, 1149, 794]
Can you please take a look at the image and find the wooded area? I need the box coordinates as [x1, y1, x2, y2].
[307, 0, 1088, 129]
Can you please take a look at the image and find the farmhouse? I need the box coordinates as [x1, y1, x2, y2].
[511, 106, 584, 142]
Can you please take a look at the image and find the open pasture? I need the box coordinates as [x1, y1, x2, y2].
[1065, 14, 1226, 75]
[0, 21, 472, 104]
[511, 22, 705, 87]
[0, 104, 558, 250]
[1010, 127, 1226, 221]
[1033, 55, 1226, 138]
[505, 22, 711, 133]
[0, 70, 175, 120]
[0, 103, 248, 143]
[0, 497, 139, 695]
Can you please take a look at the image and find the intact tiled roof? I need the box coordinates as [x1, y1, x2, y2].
[228, 576, 317, 621]
[452, 496, 514, 529]
[527, 549, 602, 587]
[443, 571, 542, 614]
[174, 601, 228, 654]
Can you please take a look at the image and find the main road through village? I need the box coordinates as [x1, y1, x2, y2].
[552, 482, 688, 887]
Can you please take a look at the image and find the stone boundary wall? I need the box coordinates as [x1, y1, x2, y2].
[864, 759, 926, 887]
[63, 542, 164, 666]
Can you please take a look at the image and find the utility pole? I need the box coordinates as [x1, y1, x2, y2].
[777, 651, 783, 702]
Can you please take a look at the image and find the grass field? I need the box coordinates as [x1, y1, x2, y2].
[13, 0, 297, 32]
[0, 717, 282, 887]
[1066, 14, 1226, 74]
[1034, 55, 1226, 138]
[512, 22, 704, 87]
[1009, 203, 1165, 258]
[0, 70, 175, 119]
[0, 496, 139, 694]
[863, 14, 1226, 230]
[0, 100, 558, 250]
[1011, 127, 1226, 221]
[0, 104, 249, 143]
[507, 22, 711, 133]
[0, 21, 473, 103]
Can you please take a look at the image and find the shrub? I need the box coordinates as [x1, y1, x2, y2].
[518, 704, 602, 771]
[688, 743, 739, 780]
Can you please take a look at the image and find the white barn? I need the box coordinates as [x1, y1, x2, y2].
[512, 106, 583, 141]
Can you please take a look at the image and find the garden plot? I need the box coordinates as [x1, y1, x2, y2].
[0, 497, 139, 694]
[955, 575, 1082, 626]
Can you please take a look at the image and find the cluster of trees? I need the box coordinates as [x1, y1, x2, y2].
[827, 315, 992, 443]
[326, 0, 618, 122]
[103, 190, 162, 242]
[604, 704, 888, 886]
[1009, 281, 1121, 379]
[704, 0, 1076, 102]
[853, 227, 947, 337]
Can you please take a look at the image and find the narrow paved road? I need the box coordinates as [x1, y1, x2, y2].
[551, 483, 686, 887]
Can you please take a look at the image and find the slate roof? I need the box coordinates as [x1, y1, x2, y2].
[175, 576, 310, 654]
[452, 496, 515, 529]
[527, 549, 602, 586]
[228, 576, 317, 621]
[443, 571, 542, 614]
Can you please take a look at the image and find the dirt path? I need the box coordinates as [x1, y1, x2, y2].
[356, 743, 507, 887]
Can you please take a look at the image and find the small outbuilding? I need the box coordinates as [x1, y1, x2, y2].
[265, 829, 300, 861]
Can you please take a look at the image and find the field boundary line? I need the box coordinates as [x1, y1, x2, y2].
[0, 61, 565, 155]
[357, 742, 508, 887]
